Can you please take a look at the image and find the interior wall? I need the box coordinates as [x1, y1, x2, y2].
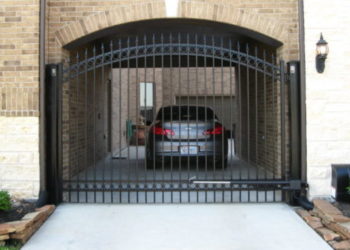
[111, 67, 236, 155]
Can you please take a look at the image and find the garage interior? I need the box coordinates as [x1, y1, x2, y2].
[60, 19, 289, 203]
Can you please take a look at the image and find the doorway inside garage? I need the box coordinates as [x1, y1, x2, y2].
[51, 19, 298, 204]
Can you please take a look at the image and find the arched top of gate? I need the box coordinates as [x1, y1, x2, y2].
[55, 1, 285, 49]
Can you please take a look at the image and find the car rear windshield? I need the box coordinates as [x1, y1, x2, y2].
[156, 106, 217, 121]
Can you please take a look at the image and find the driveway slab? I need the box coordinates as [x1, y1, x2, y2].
[23, 203, 332, 250]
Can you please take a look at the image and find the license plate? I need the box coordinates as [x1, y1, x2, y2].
[180, 146, 198, 155]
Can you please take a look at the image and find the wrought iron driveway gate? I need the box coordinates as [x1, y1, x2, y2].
[46, 33, 304, 204]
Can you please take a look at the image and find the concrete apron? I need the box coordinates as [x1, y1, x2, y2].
[23, 203, 332, 250]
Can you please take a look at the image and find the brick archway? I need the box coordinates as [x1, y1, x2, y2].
[54, 1, 286, 48]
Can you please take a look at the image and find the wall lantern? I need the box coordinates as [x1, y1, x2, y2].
[316, 33, 329, 73]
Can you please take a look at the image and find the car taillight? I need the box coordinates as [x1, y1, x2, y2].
[151, 125, 175, 136]
[203, 124, 224, 135]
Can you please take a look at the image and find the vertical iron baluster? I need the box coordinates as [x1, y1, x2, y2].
[101, 44, 106, 203]
[195, 33, 199, 203]
[68, 56, 72, 202]
[246, 44, 250, 202]
[229, 39, 234, 202]
[84, 49, 88, 202]
[116, 38, 123, 203]
[271, 54, 276, 201]
[152, 34, 156, 203]
[237, 41, 242, 202]
[263, 50, 267, 202]
[211, 35, 217, 203]
[135, 36, 139, 203]
[76, 52, 80, 203]
[93, 46, 97, 203]
[118, 39, 122, 203]
[126, 37, 131, 203]
[211, 35, 216, 202]
[178, 32, 182, 203]
[280, 60, 286, 201]
[203, 35, 208, 203]
[220, 36, 225, 202]
[186, 33, 190, 203]
[110, 41, 114, 203]
[254, 46, 258, 202]
[161, 33, 165, 203]
[169, 33, 174, 203]
[143, 35, 148, 203]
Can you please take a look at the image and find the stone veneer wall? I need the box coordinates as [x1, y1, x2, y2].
[0, 0, 40, 198]
[304, 0, 350, 198]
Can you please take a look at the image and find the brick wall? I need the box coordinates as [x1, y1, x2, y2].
[0, 0, 40, 198]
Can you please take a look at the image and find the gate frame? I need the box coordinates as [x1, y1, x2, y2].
[45, 41, 306, 205]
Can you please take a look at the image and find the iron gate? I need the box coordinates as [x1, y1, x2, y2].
[48, 33, 304, 204]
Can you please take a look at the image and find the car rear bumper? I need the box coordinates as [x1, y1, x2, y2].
[150, 140, 227, 158]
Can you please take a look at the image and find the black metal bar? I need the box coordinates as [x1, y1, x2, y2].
[68, 56, 72, 202]
[211, 36, 216, 202]
[45, 64, 62, 204]
[195, 33, 199, 203]
[118, 39, 123, 203]
[254, 46, 258, 202]
[186, 33, 190, 203]
[161, 33, 165, 203]
[101, 44, 106, 203]
[135, 36, 139, 203]
[203, 35, 208, 203]
[272, 54, 276, 201]
[237, 42, 242, 202]
[109, 41, 114, 203]
[143, 35, 148, 203]
[229, 39, 234, 202]
[152, 34, 157, 203]
[220, 36, 225, 202]
[84, 49, 88, 202]
[288, 61, 301, 181]
[263, 50, 267, 201]
[246, 44, 250, 202]
[280, 60, 286, 183]
[92, 46, 97, 203]
[57, 63, 63, 204]
[169, 33, 174, 203]
[76, 52, 80, 203]
[126, 37, 131, 203]
[177, 32, 182, 203]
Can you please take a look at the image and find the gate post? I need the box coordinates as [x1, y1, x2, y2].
[287, 61, 302, 205]
[45, 63, 63, 204]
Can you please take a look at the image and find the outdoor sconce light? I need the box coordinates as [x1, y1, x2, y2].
[316, 33, 329, 73]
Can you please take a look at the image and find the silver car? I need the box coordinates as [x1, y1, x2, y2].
[146, 105, 228, 168]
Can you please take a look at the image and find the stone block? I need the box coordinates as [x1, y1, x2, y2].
[0, 234, 10, 241]
[0, 224, 16, 234]
[308, 220, 324, 229]
[316, 227, 341, 241]
[296, 208, 310, 219]
[330, 240, 350, 250]
[327, 222, 350, 239]
[314, 199, 343, 215]
[5, 220, 31, 234]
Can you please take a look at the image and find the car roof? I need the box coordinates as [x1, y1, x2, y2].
[160, 105, 214, 110]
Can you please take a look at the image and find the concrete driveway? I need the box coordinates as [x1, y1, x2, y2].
[23, 203, 331, 250]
